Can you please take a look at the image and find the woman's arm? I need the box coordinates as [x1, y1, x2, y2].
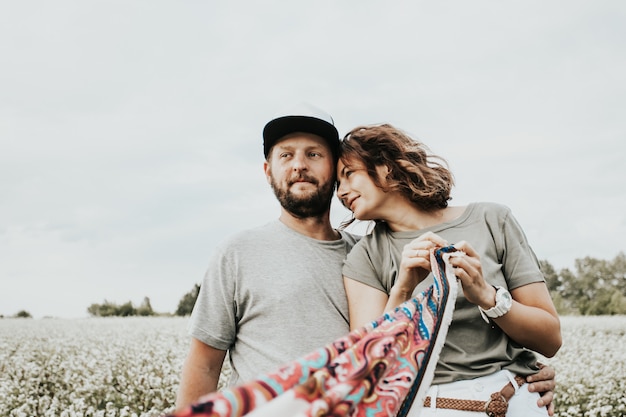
[497, 282, 562, 357]
[343, 276, 389, 331]
[449, 241, 562, 357]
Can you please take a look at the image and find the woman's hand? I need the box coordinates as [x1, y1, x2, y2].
[446, 241, 496, 308]
[388, 232, 448, 308]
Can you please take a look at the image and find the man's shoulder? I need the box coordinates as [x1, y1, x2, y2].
[223, 221, 362, 252]
[216, 221, 281, 250]
[238, 220, 282, 236]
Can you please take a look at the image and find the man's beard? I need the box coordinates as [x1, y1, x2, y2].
[270, 174, 334, 219]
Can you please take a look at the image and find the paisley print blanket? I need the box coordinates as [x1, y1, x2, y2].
[167, 246, 460, 417]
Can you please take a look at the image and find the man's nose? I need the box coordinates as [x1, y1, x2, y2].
[291, 153, 308, 170]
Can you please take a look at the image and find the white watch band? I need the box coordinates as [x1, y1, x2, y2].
[478, 286, 512, 323]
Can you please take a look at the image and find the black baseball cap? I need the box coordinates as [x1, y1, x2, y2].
[262, 102, 340, 160]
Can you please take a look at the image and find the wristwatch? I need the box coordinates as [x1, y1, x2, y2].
[478, 286, 512, 322]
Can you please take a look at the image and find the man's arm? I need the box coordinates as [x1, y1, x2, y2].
[526, 362, 557, 416]
[176, 338, 227, 409]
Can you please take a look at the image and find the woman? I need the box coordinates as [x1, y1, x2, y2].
[336, 124, 561, 417]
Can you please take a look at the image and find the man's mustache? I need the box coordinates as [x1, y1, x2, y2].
[288, 174, 318, 186]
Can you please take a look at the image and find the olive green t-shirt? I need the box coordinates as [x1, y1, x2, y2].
[342, 202, 545, 384]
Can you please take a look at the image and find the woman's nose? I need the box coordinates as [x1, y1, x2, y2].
[336, 181, 347, 197]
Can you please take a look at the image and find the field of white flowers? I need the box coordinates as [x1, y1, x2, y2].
[1, 315, 624, 417]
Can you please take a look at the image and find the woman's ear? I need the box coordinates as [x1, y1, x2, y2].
[376, 164, 391, 180]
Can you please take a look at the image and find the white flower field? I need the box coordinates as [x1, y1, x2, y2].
[1, 315, 624, 417]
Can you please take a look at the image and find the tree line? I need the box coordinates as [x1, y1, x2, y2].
[541, 251, 626, 315]
[87, 296, 156, 317]
[4, 253, 624, 319]
[84, 285, 202, 317]
[84, 284, 201, 317]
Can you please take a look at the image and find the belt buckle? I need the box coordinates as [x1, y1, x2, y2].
[484, 392, 507, 417]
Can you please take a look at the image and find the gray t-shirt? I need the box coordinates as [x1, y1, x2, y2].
[189, 220, 359, 386]
[342, 202, 544, 384]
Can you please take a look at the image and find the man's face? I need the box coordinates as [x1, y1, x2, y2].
[264, 133, 336, 218]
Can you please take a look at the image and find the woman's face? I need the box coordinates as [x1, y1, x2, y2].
[336, 157, 390, 220]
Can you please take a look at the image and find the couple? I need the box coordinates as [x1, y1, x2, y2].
[174, 103, 561, 416]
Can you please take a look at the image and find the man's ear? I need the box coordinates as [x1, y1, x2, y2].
[263, 161, 272, 185]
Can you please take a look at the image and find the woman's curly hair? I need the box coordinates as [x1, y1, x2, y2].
[340, 124, 454, 212]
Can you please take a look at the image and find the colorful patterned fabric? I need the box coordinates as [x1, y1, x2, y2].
[168, 246, 460, 417]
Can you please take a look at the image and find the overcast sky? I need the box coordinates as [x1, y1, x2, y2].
[1, 1, 624, 319]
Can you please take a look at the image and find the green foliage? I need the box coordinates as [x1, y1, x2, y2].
[87, 297, 155, 317]
[543, 251, 626, 315]
[137, 296, 155, 316]
[15, 310, 33, 318]
[539, 260, 560, 292]
[175, 283, 200, 316]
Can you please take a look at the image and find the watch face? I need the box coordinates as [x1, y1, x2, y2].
[480, 286, 513, 319]
[497, 287, 513, 308]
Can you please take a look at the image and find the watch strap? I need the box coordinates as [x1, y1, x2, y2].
[478, 285, 511, 323]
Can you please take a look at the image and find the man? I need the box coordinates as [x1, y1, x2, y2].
[175, 103, 557, 414]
